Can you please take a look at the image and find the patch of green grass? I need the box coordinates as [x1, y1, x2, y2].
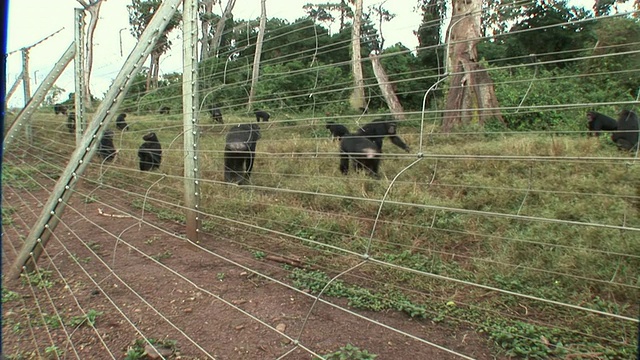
[252, 250, 266, 260]
[124, 338, 176, 360]
[151, 250, 172, 262]
[21, 270, 54, 289]
[44, 345, 62, 359]
[321, 344, 378, 359]
[2, 288, 21, 303]
[42, 313, 62, 329]
[2, 206, 16, 225]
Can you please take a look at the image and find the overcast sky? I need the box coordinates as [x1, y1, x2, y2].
[5, 0, 604, 107]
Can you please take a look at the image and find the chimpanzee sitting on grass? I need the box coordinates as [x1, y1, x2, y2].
[326, 121, 349, 141]
[224, 123, 261, 184]
[67, 112, 76, 133]
[138, 132, 162, 171]
[97, 130, 117, 162]
[54, 104, 68, 115]
[612, 110, 639, 151]
[210, 107, 223, 123]
[116, 113, 129, 131]
[355, 118, 410, 153]
[586, 111, 617, 137]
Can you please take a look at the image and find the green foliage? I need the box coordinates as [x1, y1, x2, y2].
[584, 16, 640, 98]
[44, 345, 62, 359]
[487, 321, 567, 359]
[2, 288, 21, 303]
[290, 268, 427, 318]
[68, 309, 103, 327]
[252, 250, 266, 260]
[322, 344, 378, 360]
[21, 270, 54, 289]
[491, 67, 589, 131]
[125, 338, 176, 360]
[2, 206, 15, 225]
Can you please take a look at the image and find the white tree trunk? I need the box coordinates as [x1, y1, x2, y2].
[79, 0, 103, 110]
[443, 0, 503, 132]
[210, 0, 236, 58]
[247, 0, 266, 110]
[350, 0, 365, 110]
[370, 52, 404, 120]
[199, 0, 214, 60]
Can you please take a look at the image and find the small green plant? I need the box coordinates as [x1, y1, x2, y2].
[84, 195, 99, 203]
[2, 206, 15, 225]
[43, 314, 62, 329]
[151, 250, 172, 261]
[68, 309, 103, 327]
[44, 345, 62, 358]
[2, 288, 21, 303]
[144, 236, 159, 245]
[12, 322, 23, 334]
[22, 270, 54, 289]
[252, 250, 266, 260]
[69, 253, 91, 264]
[216, 272, 225, 281]
[125, 338, 176, 360]
[87, 242, 101, 251]
[322, 344, 377, 359]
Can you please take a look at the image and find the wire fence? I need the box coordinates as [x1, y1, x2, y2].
[3, 2, 639, 359]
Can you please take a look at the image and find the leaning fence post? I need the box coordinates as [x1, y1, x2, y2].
[3, 44, 75, 151]
[8, 0, 183, 279]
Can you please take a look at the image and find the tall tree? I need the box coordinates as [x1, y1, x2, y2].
[247, 0, 267, 110]
[128, 0, 181, 90]
[199, 0, 215, 60]
[443, 0, 503, 131]
[76, 0, 103, 110]
[350, 0, 365, 110]
[416, 0, 447, 71]
[210, 0, 236, 58]
[368, 2, 404, 119]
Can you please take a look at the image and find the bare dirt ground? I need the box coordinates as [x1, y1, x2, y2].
[2, 174, 502, 360]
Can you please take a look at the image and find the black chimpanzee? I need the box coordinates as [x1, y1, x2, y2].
[210, 107, 223, 123]
[586, 111, 617, 137]
[67, 112, 76, 133]
[138, 132, 162, 171]
[355, 118, 410, 153]
[326, 121, 349, 141]
[612, 110, 639, 151]
[254, 110, 270, 122]
[339, 134, 381, 178]
[159, 106, 171, 115]
[224, 123, 261, 184]
[97, 130, 117, 162]
[116, 113, 129, 131]
[54, 104, 68, 115]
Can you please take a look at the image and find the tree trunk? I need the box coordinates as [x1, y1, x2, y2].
[247, 0, 266, 111]
[210, 0, 236, 58]
[370, 52, 404, 120]
[443, 0, 503, 132]
[350, 0, 365, 111]
[146, 52, 156, 91]
[199, 0, 214, 60]
[152, 54, 160, 88]
[80, 0, 103, 110]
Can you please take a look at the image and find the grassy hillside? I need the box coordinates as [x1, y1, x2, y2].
[4, 109, 639, 358]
